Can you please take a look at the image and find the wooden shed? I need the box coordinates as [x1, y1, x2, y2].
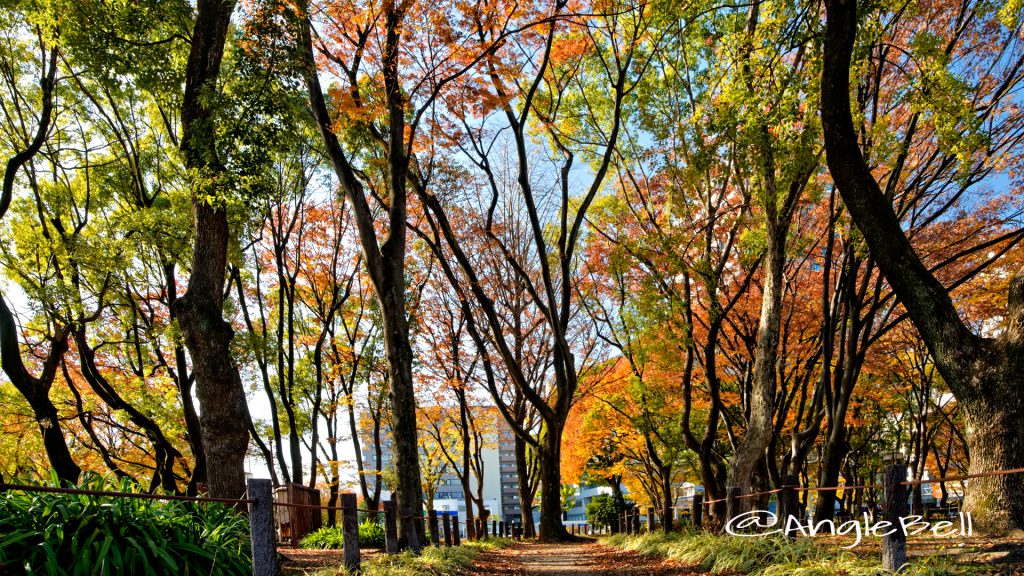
[274, 483, 323, 545]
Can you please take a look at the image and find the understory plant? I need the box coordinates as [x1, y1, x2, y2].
[605, 531, 992, 575]
[0, 474, 250, 576]
[301, 520, 387, 549]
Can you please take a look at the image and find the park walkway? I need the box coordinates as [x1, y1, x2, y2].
[465, 541, 706, 576]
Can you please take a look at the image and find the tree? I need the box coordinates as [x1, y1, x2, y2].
[170, 0, 252, 501]
[412, 0, 653, 540]
[0, 3, 79, 486]
[720, 0, 819, 518]
[821, 0, 1024, 532]
[291, 0, 430, 548]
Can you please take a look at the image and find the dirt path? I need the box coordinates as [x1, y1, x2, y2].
[466, 541, 706, 576]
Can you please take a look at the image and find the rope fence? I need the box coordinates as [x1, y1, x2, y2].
[271, 500, 485, 526]
[692, 465, 1024, 507]
[0, 481, 253, 505]
[6, 464, 1024, 574]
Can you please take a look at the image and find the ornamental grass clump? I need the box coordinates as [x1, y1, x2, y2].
[313, 537, 512, 576]
[0, 474, 250, 576]
[605, 531, 987, 575]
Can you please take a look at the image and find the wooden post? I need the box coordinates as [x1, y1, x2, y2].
[692, 494, 703, 531]
[383, 499, 399, 554]
[882, 465, 908, 571]
[726, 486, 742, 522]
[341, 493, 360, 573]
[633, 508, 640, 534]
[453, 518, 462, 546]
[492, 519, 497, 538]
[499, 521, 505, 538]
[780, 475, 799, 539]
[442, 513, 453, 547]
[647, 507, 655, 532]
[414, 515, 425, 551]
[246, 479, 277, 576]
[428, 509, 440, 547]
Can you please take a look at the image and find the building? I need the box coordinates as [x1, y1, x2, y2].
[498, 420, 523, 523]
[562, 483, 614, 526]
[363, 410, 525, 534]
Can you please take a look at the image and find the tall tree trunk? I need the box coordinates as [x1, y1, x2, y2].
[728, 219, 787, 518]
[537, 426, 568, 541]
[813, 427, 846, 522]
[514, 434, 537, 538]
[165, 263, 207, 494]
[174, 207, 250, 500]
[608, 476, 624, 533]
[174, 0, 250, 502]
[460, 399, 476, 540]
[379, 280, 425, 547]
[461, 470, 476, 540]
[961, 382, 1024, 532]
[298, 2, 423, 549]
[821, 0, 1024, 532]
[661, 467, 674, 533]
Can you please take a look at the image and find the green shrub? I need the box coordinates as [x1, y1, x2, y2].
[301, 526, 346, 549]
[310, 537, 512, 576]
[301, 520, 387, 549]
[359, 520, 386, 548]
[0, 474, 250, 576]
[586, 494, 628, 530]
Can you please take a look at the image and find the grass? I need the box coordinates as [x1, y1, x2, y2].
[309, 537, 513, 576]
[603, 531, 993, 575]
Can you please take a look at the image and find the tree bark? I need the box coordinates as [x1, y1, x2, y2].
[728, 217, 787, 518]
[174, 207, 250, 501]
[164, 263, 207, 494]
[175, 0, 250, 500]
[514, 433, 537, 538]
[821, 0, 1024, 532]
[536, 428, 566, 541]
[297, 2, 423, 548]
[661, 468, 674, 533]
